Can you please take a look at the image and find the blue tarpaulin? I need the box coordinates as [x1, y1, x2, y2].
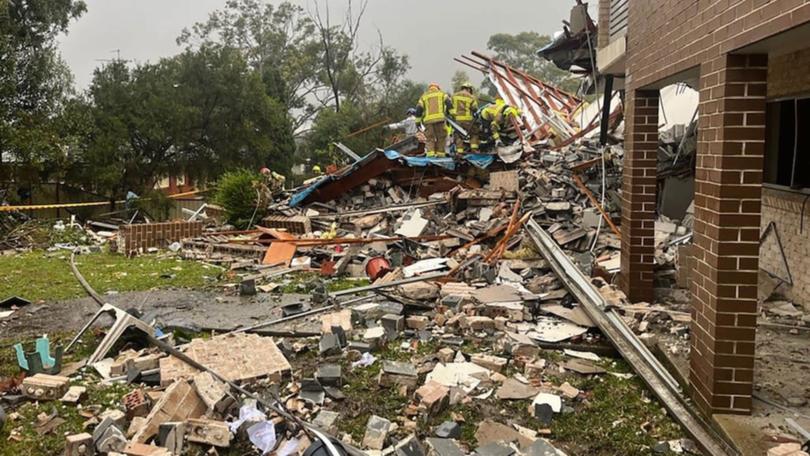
[289, 175, 332, 207]
[290, 150, 498, 207]
[382, 150, 496, 170]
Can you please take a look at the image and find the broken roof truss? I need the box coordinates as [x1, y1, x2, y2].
[456, 52, 584, 145]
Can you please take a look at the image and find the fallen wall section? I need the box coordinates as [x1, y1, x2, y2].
[119, 221, 203, 253]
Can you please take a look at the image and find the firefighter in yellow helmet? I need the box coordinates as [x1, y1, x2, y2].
[312, 164, 323, 175]
[480, 98, 521, 148]
[415, 82, 452, 157]
[451, 82, 480, 154]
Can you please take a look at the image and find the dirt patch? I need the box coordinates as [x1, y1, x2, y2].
[0, 289, 316, 339]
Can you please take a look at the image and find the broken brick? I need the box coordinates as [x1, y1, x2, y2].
[22, 374, 69, 401]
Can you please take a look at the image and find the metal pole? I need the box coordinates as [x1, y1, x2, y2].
[599, 75, 614, 146]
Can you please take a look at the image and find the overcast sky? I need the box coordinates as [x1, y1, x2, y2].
[59, 0, 591, 90]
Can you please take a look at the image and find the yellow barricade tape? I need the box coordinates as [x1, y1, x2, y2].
[0, 188, 208, 212]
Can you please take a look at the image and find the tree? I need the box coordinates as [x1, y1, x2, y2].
[170, 45, 296, 179]
[178, 0, 320, 132]
[79, 46, 296, 198]
[180, 0, 410, 134]
[486, 32, 580, 94]
[0, 0, 86, 184]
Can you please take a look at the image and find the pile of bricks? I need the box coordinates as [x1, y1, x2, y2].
[261, 215, 312, 234]
[118, 221, 203, 253]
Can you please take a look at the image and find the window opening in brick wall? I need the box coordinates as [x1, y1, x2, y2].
[765, 97, 810, 189]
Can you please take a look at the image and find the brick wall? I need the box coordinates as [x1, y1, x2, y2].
[119, 221, 203, 253]
[768, 46, 810, 98]
[688, 54, 767, 416]
[623, 0, 810, 416]
[627, 1, 810, 90]
[760, 187, 810, 309]
[619, 90, 659, 303]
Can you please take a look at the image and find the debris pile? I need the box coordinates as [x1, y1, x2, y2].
[0, 56, 717, 456]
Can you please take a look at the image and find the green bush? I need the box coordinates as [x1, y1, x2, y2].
[214, 169, 264, 229]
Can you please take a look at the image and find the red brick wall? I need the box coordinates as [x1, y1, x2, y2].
[689, 54, 766, 415]
[627, 1, 810, 89]
[624, 0, 810, 416]
[119, 221, 203, 253]
[619, 90, 659, 303]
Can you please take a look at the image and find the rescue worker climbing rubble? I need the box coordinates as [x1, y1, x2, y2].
[451, 82, 480, 153]
[479, 97, 521, 148]
[415, 83, 452, 157]
[258, 167, 286, 202]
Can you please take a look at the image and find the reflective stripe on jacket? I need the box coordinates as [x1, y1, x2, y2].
[418, 89, 450, 124]
[452, 91, 478, 122]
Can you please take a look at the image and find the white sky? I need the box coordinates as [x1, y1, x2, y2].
[58, 0, 594, 90]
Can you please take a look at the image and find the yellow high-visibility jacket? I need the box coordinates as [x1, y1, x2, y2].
[451, 90, 479, 122]
[480, 104, 520, 141]
[417, 88, 452, 124]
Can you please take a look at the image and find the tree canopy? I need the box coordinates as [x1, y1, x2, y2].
[486, 32, 580, 95]
[0, 0, 86, 184]
[77, 46, 295, 198]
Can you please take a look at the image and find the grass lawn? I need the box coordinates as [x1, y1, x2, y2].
[0, 250, 221, 303]
[0, 331, 139, 456]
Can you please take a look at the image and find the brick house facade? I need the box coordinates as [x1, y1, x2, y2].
[599, 0, 810, 415]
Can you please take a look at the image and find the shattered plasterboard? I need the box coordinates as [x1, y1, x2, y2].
[426, 362, 491, 393]
[159, 333, 291, 386]
[395, 209, 428, 238]
[403, 258, 449, 278]
[525, 316, 589, 343]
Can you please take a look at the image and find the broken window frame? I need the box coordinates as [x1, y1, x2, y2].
[765, 95, 810, 191]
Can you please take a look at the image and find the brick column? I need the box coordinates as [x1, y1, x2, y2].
[689, 54, 767, 415]
[620, 90, 658, 303]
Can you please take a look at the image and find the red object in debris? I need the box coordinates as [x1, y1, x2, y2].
[365, 257, 391, 280]
[321, 261, 337, 277]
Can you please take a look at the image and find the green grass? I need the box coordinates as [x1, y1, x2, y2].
[0, 250, 221, 302]
[550, 359, 683, 455]
[0, 331, 138, 456]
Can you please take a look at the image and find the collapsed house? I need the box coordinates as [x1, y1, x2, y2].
[2, 1, 810, 455]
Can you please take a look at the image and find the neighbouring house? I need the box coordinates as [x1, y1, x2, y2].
[596, 0, 810, 417]
[154, 174, 195, 196]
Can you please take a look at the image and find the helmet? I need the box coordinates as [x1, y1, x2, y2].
[495, 97, 506, 106]
[406, 108, 418, 116]
[428, 82, 441, 90]
[461, 82, 474, 91]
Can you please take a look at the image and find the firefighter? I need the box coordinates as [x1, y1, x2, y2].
[451, 82, 479, 153]
[312, 164, 323, 175]
[415, 83, 452, 157]
[385, 108, 420, 136]
[480, 98, 521, 148]
[260, 167, 286, 194]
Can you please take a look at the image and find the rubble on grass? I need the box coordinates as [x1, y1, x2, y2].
[0, 58, 722, 456]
